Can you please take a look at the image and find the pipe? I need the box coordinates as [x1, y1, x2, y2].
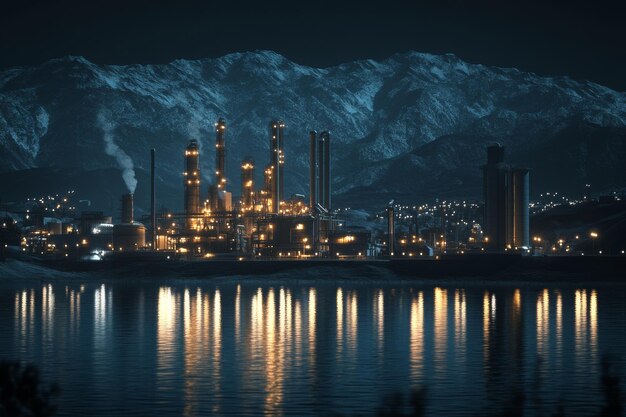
[150, 148, 156, 249]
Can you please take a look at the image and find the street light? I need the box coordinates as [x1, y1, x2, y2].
[590, 231, 599, 254]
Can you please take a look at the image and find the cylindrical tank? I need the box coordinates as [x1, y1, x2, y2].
[121, 193, 133, 224]
[511, 168, 530, 248]
[47, 222, 62, 235]
[113, 223, 146, 251]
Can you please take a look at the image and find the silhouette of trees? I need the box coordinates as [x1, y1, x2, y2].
[0, 361, 59, 417]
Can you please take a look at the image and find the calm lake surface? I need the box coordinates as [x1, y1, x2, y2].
[1, 275, 625, 416]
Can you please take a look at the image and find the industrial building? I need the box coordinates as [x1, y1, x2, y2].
[482, 144, 530, 252]
[269, 120, 285, 214]
[148, 118, 339, 258]
[17, 117, 346, 260]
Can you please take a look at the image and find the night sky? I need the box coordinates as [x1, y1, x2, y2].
[2, 0, 626, 91]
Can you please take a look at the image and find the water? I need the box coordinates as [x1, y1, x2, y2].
[1, 276, 625, 416]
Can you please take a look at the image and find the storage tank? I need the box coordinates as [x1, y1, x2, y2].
[113, 223, 146, 251]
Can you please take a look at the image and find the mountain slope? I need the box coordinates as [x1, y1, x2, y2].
[1, 51, 625, 212]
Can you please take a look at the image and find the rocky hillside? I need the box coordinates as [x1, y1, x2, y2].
[1, 50, 625, 213]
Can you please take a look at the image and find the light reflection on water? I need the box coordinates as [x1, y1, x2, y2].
[2, 281, 624, 417]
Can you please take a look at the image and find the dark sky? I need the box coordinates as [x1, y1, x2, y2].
[2, 0, 626, 91]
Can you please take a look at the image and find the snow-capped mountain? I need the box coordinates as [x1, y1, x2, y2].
[1, 50, 625, 213]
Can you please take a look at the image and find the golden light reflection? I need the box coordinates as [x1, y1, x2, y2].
[337, 287, 344, 353]
[42, 284, 55, 340]
[590, 290, 597, 355]
[308, 288, 316, 365]
[434, 287, 447, 367]
[536, 289, 549, 355]
[157, 287, 178, 382]
[69, 289, 79, 328]
[410, 291, 424, 382]
[14, 289, 35, 351]
[212, 289, 222, 413]
[251, 288, 263, 346]
[235, 285, 241, 342]
[264, 288, 285, 416]
[20, 290, 27, 339]
[29, 289, 35, 331]
[183, 288, 203, 417]
[347, 291, 358, 353]
[575, 289, 588, 357]
[295, 299, 302, 363]
[454, 289, 466, 355]
[556, 291, 562, 354]
[94, 284, 108, 349]
[374, 289, 384, 352]
[483, 291, 493, 360]
[513, 289, 521, 314]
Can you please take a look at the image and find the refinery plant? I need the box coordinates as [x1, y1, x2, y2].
[6, 117, 539, 261]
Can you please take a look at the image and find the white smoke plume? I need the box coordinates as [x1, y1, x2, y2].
[187, 115, 213, 184]
[97, 110, 137, 193]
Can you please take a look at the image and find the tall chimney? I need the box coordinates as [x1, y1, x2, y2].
[150, 149, 156, 248]
[122, 193, 133, 224]
[309, 130, 317, 208]
[184, 140, 200, 229]
[387, 203, 395, 257]
[321, 131, 331, 211]
[215, 118, 227, 211]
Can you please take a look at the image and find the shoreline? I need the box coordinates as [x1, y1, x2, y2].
[1, 252, 625, 283]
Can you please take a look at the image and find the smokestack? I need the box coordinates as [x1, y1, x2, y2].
[184, 140, 201, 229]
[317, 131, 331, 210]
[387, 202, 395, 257]
[309, 130, 317, 208]
[122, 193, 134, 224]
[269, 120, 285, 214]
[150, 149, 156, 249]
[322, 131, 331, 211]
[215, 118, 227, 211]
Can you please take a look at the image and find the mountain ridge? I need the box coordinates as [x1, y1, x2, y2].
[1, 50, 625, 212]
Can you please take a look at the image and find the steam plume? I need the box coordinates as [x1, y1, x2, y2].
[97, 110, 137, 193]
[187, 115, 213, 183]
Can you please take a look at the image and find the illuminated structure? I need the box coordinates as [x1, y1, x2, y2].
[214, 118, 227, 211]
[113, 193, 146, 250]
[269, 120, 285, 213]
[151, 119, 337, 258]
[387, 202, 395, 256]
[150, 148, 156, 249]
[241, 158, 255, 211]
[318, 131, 331, 210]
[184, 139, 201, 229]
[482, 144, 530, 251]
[263, 164, 274, 213]
[309, 130, 331, 211]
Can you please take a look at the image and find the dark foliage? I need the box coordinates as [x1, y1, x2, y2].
[0, 361, 59, 417]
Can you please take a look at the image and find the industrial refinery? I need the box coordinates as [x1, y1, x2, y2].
[149, 119, 340, 258]
[5, 117, 542, 261]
